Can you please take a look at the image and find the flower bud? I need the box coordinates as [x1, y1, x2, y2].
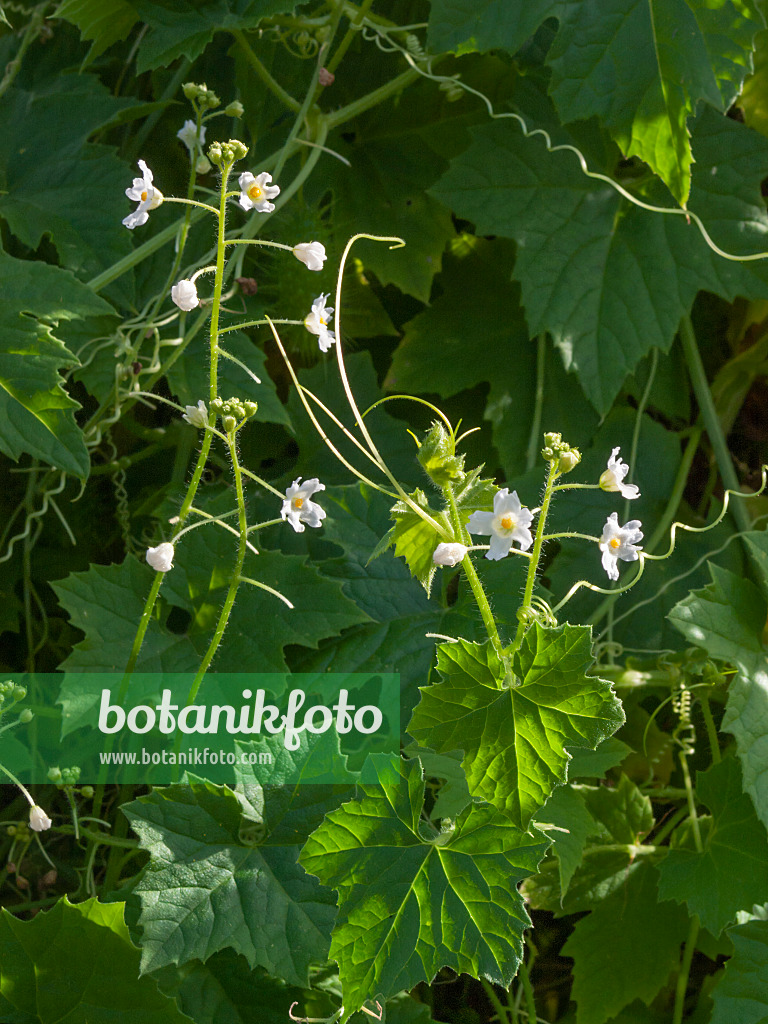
[182, 400, 208, 429]
[81, 786, 95, 799]
[19, 709, 33, 724]
[29, 805, 52, 832]
[243, 400, 258, 417]
[208, 142, 223, 166]
[171, 279, 199, 312]
[225, 100, 244, 117]
[146, 542, 175, 573]
[558, 449, 581, 474]
[12, 685, 27, 703]
[182, 81, 200, 100]
[292, 241, 327, 271]
[47, 766, 62, 783]
[433, 542, 468, 567]
[226, 138, 248, 161]
[222, 415, 237, 433]
[203, 89, 220, 109]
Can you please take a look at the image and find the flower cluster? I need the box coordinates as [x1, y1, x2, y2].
[468, 490, 534, 560]
[238, 170, 280, 213]
[123, 160, 163, 229]
[304, 293, 336, 352]
[281, 478, 326, 533]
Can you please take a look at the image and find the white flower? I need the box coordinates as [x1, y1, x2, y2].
[433, 542, 468, 567]
[146, 542, 175, 572]
[467, 489, 534, 560]
[171, 279, 199, 311]
[182, 400, 208, 428]
[304, 293, 336, 352]
[123, 159, 163, 229]
[281, 477, 326, 533]
[599, 447, 640, 499]
[293, 241, 327, 271]
[29, 805, 52, 832]
[177, 119, 206, 153]
[196, 155, 212, 175]
[599, 513, 643, 581]
[238, 171, 280, 213]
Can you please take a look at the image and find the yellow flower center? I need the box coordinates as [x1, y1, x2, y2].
[609, 537, 621, 549]
[293, 496, 304, 509]
[141, 190, 148, 202]
[248, 183, 263, 200]
[500, 514, 514, 531]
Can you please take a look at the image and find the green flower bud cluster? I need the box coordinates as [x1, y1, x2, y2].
[207, 138, 249, 167]
[541, 432, 581, 474]
[417, 422, 465, 488]
[0, 680, 27, 709]
[47, 765, 81, 786]
[183, 81, 220, 110]
[210, 396, 259, 432]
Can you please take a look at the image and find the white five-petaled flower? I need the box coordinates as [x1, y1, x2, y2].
[304, 293, 336, 352]
[293, 241, 327, 271]
[281, 478, 326, 533]
[123, 159, 164, 229]
[171, 279, 199, 311]
[599, 447, 640, 499]
[467, 489, 534, 560]
[238, 171, 280, 213]
[183, 400, 208, 428]
[599, 513, 643, 581]
[146, 542, 175, 572]
[177, 119, 206, 153]
[29, 805, 52, 832]
[433, 542, 468, 567]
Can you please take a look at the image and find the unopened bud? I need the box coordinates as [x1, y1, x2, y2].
[243, 400, 258, 417]
[222, 415, 237, 433]
[47, 766, 62, 783]
[225, 100, 244, 118]
[208, 142, 223, 166]
[226, 138, 248, 161]
[19, 709, 33, 724]
[558, 449, 581, 474]
[81, 786, 95, 799]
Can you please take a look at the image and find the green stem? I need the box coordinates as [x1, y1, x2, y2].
[679, 314, 752, 537]
[525, 335, 546, 472]
[480, 980, 511, 1024]
[673, 915, 701, 1024]
[326, 65, 422, 128]
[232, 29, 301, 111]
[511, 461, 559, 653]
[699, 693, 721, 765]
[519, 941, 537, 1024]
[185, 429, 249, 704]
[325, 0, 374, 74]
[445, 484, 504, 656]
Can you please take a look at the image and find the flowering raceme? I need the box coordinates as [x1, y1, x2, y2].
[304, 293, 336, 352]
[293, 241, 327, 271]
[123, 160, 163, 229]
[468, 489, 534, 560]
[238, 171, 280, 213]
[281, 478, 326, 532]
[599, 447, 640, 499]
[599, 513, 643, 580]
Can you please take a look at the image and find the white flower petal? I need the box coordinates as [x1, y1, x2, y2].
[29, 805, 52, 832]
[293, 241, 327, 271]
[146, 542, 175, 572]
[433, 542, 468, 566]
[171, 279, 199, 311]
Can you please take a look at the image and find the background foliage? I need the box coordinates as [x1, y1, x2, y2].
[1, 0, 768, 1021]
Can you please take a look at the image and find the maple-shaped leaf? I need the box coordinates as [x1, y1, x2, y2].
[0, 897, 191, 1023]
[656, 757, 768, 935]
[370, 489, 446, 596]
[407, 626, 624, 829]
[123, 767, 344, 982]
[299, 754, 550, 1016]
